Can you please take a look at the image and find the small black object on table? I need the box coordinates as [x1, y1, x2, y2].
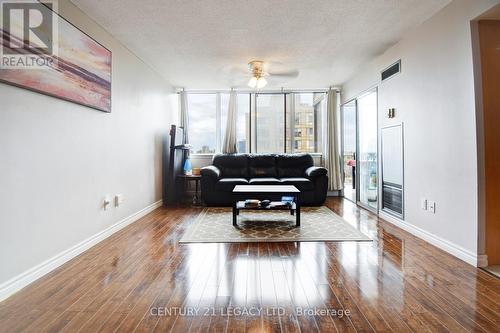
[232, 185, 301, 227]
[177, 174, 202, 205]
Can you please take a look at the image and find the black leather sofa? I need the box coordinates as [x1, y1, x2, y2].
[200, 154, 328, 206]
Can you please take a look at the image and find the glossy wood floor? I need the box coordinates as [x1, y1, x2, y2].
[1, 198, 499, 333]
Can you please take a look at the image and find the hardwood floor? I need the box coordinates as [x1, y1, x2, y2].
[0, 198, 499, 332]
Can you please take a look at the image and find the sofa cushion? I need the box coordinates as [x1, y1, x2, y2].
[248, 154, 277, 178]
[248, 177, 281, 185]
[276, 154, 314, 177]
[279, 177, 314, 191]
[213, 154, 248, 178]
[215, 178, 249, 192]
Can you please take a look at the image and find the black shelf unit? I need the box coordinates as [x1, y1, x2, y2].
[164, 125, 189, 206]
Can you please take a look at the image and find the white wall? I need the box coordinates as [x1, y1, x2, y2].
[342, 0, 499, 265]
[0, 0, 176, 298]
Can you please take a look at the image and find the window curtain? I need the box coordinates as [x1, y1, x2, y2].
[325, 89, 343, 191]
[179, 90, 189, 145]
[222, 90, 237, 154]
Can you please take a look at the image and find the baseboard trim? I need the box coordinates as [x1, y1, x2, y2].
[477, 254, 488, 268]
[0, 200, 163, 302]
[379, 211, 483, 267]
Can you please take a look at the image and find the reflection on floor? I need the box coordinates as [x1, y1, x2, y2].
[367, 199, 378, 210]
[484, 265, 500, 278]
[343, 183, 356, 202]
[343, 184, 378, 210]
[0, 198, 499, 332]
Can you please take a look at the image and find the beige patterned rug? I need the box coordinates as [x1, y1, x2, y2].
[180, 206, 372, 243]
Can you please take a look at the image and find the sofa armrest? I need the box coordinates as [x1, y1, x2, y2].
[201, 165, 221, 180]
[305, 166, 327, 178]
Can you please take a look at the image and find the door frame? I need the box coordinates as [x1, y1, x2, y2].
[340, 98, 358, 204]
[340, 87, 379, 214]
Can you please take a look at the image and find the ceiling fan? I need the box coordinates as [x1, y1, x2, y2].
[244, 60, 299, 89]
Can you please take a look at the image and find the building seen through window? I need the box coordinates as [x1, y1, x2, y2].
[186, 91, 326, 154]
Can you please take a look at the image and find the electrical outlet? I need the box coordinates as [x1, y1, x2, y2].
[103, 196, 111, 210]
[115, 194, 124, 207]
[428, 201, 436, 213]
[421, 198, 428, 210]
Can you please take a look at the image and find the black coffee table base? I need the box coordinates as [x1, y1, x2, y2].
[232, 200, 300, 227]
[232, 185, 301, 228]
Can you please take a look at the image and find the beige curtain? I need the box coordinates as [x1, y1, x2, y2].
[222, 90, 237, 153]
[325, 89, 343, 191]
[179, 90, 189, 144]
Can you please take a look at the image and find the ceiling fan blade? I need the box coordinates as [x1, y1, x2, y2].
[268, 70, 300, 78]
[219, 64, 249, 77]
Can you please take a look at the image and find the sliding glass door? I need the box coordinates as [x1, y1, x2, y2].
[357, 90, 378, 210]
[341, 100, 357, 203]
[341, 89, 378, 212]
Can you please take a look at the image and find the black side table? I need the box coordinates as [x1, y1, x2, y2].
[177, 174, 202, 205]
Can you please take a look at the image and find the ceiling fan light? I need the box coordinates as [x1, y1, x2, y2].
[248, 77, 257, 88]
[256, 77, 267, 89]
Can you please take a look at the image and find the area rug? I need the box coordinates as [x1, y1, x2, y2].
[180, 206, 372, 243]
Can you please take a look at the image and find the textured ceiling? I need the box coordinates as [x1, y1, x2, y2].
[70, 0, 451, 89]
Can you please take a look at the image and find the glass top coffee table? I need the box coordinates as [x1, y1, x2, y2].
[232, 185, 301, 227]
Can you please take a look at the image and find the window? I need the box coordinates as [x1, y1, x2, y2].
[184, 91, 326, 154]
[236, 95, 250, 153]
[187, 94, 216, 154]
[314, 95, 327, 154]
[289, 93, 326, 153]
[255, 94, 285, 153]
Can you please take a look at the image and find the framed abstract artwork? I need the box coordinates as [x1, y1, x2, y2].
[0, 1, 112, 112]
